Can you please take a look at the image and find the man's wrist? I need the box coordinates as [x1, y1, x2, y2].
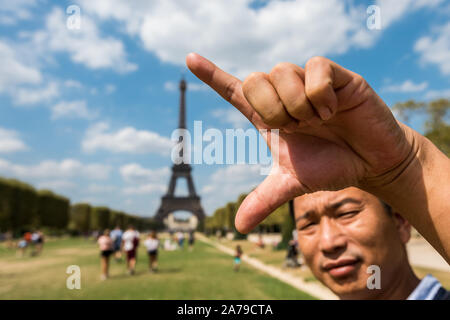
[359, 124, 422, 200]
[361, 125, 450, 261]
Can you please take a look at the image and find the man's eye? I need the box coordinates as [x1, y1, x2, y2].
[299, 222, 316, 230]
[338, 211, 359, 218]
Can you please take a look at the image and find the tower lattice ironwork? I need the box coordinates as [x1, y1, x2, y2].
[154, 79, 205, 225]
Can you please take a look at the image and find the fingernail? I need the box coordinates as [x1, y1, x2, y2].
[318, 106, 332, 121]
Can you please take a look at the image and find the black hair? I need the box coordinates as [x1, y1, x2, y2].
[289, 199, 295, 221]
[380, 201, 393, 216]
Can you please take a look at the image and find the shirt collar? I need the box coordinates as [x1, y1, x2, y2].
[407, 274, 442, 300]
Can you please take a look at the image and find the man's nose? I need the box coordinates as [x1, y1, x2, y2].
[318, 218, 347, 255]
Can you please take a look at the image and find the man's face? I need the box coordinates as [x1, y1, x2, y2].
[294, 187, 410, 299]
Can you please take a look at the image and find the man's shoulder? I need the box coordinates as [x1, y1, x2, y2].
[433, 286, 450, 300]
[408, 275, 450, 300]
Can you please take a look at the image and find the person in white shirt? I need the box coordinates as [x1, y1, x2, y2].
[121, 225, 140, 275]
[164, 238, 176, 251]
[144, 231, 160, 272]
[176, 231, 185, 249]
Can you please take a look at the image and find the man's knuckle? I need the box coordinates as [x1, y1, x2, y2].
[355, 74, 368, 89]
[306, 56, 328, 69]
[261, 109, 288, 127]
[306, 82, 328, 100]
[270, 62, 293, 77]
[288, 92, 308, 112]
[224, 80, 239, 103]
[245, 72, 265, 83]
[243, 72, 265, 98]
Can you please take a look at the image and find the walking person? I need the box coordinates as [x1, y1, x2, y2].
[188, 231, 195, 251]
[144, 231, 159, 273]
[97, 229, 113, 280]
[5, 230, 14, 250]
[31, 230, 44, 256]
[234, 245, 243, 272]
[122, 225, 140, 275]
[17, 235, 28, 257]
[110, 226, 123, 262]
[176, 231, 185, 249]
[24, 231, 32, 245]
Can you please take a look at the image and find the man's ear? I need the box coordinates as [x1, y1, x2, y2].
[392, 212, 411, 244]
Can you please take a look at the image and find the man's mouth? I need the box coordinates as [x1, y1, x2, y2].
[322, 258, 361, 278]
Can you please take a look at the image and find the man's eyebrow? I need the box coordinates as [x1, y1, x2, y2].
[295, 210, 314, 222]
[294, 198, 362, 222]
[327, 197, 362, 210]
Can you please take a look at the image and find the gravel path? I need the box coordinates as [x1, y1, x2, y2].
[198, 234, 338, 300]
[407, 238, 450, 272]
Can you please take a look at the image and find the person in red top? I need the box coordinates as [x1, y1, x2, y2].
[24, 231, 32, 243]
[122, 225, 140, 275]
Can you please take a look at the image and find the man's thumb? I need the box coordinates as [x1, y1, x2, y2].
[234, 173, 299, 234]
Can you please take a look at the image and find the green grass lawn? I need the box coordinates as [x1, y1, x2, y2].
[0, 237, 316, 300]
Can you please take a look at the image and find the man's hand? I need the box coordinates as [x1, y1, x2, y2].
[186, 53, 416, 234]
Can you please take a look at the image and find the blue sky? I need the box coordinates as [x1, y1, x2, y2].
[0, 0, 449, 217]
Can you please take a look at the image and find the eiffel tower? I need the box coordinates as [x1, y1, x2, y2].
[154, 79, 205, 226]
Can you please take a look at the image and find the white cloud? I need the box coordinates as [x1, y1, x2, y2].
[0, 127, 28, 153]
[79, 0, 373, 77]
[105, 84, 116, 94]
[11, 81, 59, 105]
[164, 81, 177, 92]
[164, 81, 208, 92]
[86, 184, 117, 193]
[120, 163, 170, 184]
[415, 22, 450, 75]
[425, 88, 450, 100]
[79, 0, 445, 78]
[201, 164, 264, 213]
[0, 0, 37, 25]
[31, 7, 137, 73]
[123, 184, 166, 195]
[0, 40, 42, 92]
[64, 79, 83, 89]
[211, 108, 250, 129]
[0, 41, 61, 106]
[382, 80, 428, 93]
[189, 83, 209, 92]
[51, 100, 97, 120]
[120, 163, 169, 196]
[118, 163, 170, 197]
[82, 122, 173, 155]
[375, 0, 444, 29]
[0, 158, 112, 180]
[37, 180, 76, 191]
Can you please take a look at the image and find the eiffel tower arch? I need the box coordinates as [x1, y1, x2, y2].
[154, 79, 205, 228]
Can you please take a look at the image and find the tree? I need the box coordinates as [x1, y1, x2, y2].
[12, 180, 39, 231]
[394, 98, 450, 156]
[37, 190, 69, 230]
[91, 207, 110, 231]
[224, 202, 236, 231]
[69, 203, 91, 233]
[279, 203, 295, 249]
[0, 178, 14, 232]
